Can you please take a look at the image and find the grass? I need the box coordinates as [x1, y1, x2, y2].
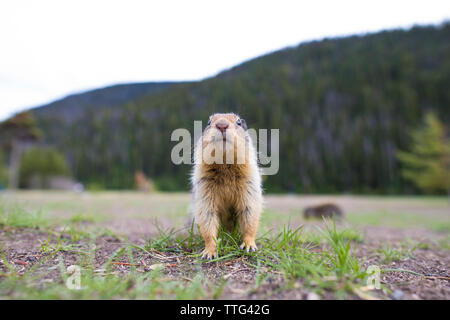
[438, 236, 450, 250]
[67, 213, 97, 224]
[375, 244, 414, 263]
[0, 204, 50, 230]
[374, 239, 430, 263]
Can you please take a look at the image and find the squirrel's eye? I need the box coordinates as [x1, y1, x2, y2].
[237, 119, 242, 126]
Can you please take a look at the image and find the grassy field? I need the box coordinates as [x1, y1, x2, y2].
[0, 191, 449, 299]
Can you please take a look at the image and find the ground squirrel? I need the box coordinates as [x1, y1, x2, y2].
[191, 113, 263, 259]
[303, 203, 344, 220]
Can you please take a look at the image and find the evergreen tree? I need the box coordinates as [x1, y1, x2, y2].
[0, 150, 7, 188]
[0, 111, 42, 189]
[397, 112, 450, 194]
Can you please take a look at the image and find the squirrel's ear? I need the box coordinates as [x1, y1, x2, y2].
[240, 119, 248, 131]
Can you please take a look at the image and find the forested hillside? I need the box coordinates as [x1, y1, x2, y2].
[32, 82, 182, 121]
[31, 24, 450, 193]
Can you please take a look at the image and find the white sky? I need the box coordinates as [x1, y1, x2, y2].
[0, 0, 449, 120]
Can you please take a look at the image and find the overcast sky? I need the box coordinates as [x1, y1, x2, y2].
[0, 0, 449, 120]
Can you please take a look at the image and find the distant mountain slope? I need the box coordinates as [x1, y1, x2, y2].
[31, 23, 450, 193]
[32, 82, 184, 121]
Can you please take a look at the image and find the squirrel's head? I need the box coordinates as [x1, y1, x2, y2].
[203, 113, 247, 141]
[199, 113, 251, 165]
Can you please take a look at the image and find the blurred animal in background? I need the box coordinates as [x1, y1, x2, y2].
[303, 203, 344, 220]
[134, 171, 154, 192]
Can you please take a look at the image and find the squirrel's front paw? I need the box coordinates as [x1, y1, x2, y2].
[201, 247, 217, 259]
[240, 239, 258, 253]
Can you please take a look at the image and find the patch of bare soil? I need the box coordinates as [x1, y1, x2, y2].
[356, 226, 449, 300]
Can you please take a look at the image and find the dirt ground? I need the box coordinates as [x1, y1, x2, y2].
[0, 191, 449, 299]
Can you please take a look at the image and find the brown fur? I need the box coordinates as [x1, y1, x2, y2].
[191, 113, 263, 259]
[303, 203, 344, 220]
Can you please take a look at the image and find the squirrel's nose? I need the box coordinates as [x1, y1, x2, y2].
[216, 122, 229, 133]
